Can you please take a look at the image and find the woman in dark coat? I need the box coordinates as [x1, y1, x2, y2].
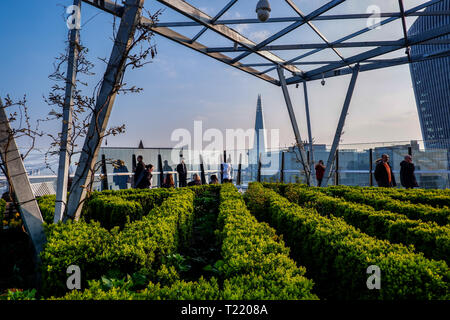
[400, 155, 418, 189]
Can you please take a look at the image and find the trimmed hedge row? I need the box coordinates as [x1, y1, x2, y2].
[245, 182, 449, 300]
[322, 186, 450, 226]
[283, 184, 450, 263]
[60, 184, 318, 300]
[36, 188, 175, 229]
[218, 183, 317, 300]
[40, 189, 195, 297]
[59, 276, 220, 300]
[357, 186, 450, 208]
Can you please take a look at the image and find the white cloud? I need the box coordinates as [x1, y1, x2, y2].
[250, 30, 270, 42]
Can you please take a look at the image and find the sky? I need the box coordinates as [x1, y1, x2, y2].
[0, 0, 431, 154]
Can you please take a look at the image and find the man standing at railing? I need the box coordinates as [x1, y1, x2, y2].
[113, 160, 129, 190]
[374, 154, 397, 188]
[177, 157, 187, 187]
[134, 155, 146, 189]
[400, 155, 419, 189]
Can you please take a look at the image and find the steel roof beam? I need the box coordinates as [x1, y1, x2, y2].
[206, 39, 450, 53]
[285, 0, 348, 66]
[155, 0, 302, 75]
[81, 0, 124, 15]
[191, 0, 238, 43]
[154, 11, 450, 28]
[259, 0, 445, 75]
[398, 0, 412, 62]
[230, 0, 346, 64]
[140, 18, 279, 85]
[293, 49, 450, 83]
[286, 14, 450, 83]
[81, 0, 278, 84]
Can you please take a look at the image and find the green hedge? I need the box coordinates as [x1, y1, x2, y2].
[36, 188, 174, 229]
[40, 189, 195, 297]
[218, 183, 317, 300]
[322, 186, 449, 226]
[0, 198, 6, 225]
[85, 196, 143, 230]
[36, 195, 56, 224]
[358, 186, 450, 208]
[245, 183, 449, 300]
[58, 275, 220, 300]
[283, 184, 450, 263]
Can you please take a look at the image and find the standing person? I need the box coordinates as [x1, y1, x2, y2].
[315, 160, 326, 187]
[222, 159, 233, 183]
[140, 164, 154, 189]
[162, 174, 175, 188]
[177, 157, 188, 187]
[134, 155, 146, 189]
[187, 173, 202, 186]
[374, 154, 397, 188]
[209, 175, 219, 185]
[113, 160, 129, 190]
[400, 155, 419, 189]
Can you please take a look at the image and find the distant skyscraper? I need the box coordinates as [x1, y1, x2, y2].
[250, 94, 267, 166]
[408, 0, 450, 150]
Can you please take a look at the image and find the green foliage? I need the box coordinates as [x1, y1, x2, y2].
[3, 289, 37, 300]
[36, 195, 56, 224]
[323, 185, 449, 225]
[361, 186, 450, 207]
[85, 188, 175, 229]
[40, 189, 195, 297]
[85, 196, 143, 230]
[0, 198, 6, 223]
[283, 184, 450, 263]
[218, 183, 317, 300]
[245, 182, 449, 300]
[58, 276, 220, 300]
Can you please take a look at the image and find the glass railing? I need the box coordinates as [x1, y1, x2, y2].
[1, 140, 449, 193]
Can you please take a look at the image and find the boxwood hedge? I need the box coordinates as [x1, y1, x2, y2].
[245, 182, 449, 300]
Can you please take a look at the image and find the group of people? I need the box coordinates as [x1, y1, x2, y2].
[374, 154, 419, 189]
[134, 153, 419, 190]
[313, 154, 418, 188]
[133, 155, 231, 189]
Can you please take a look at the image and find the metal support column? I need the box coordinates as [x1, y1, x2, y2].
[280, 151, 285, 183]
[54, 0, 82, 223]
[65, 0, 145, 221]
[0, 103, 45, 257]
[323, 64, 360, 186]
[277, 66, 311, 185]
[303, 81, 315, 178]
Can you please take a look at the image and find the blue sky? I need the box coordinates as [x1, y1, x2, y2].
[0, 0, 430, 152]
